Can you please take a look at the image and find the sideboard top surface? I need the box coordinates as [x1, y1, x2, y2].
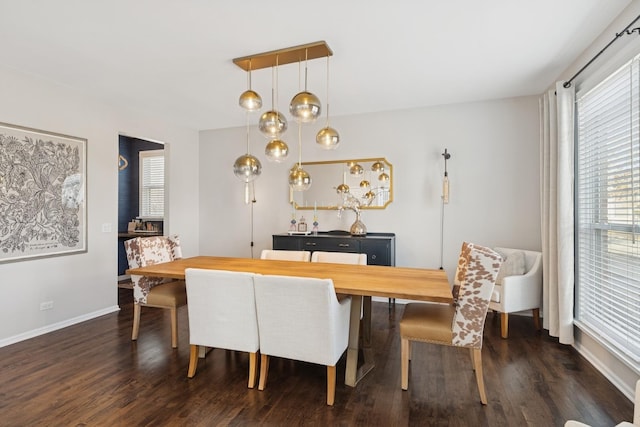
[273, 232, 395, 240]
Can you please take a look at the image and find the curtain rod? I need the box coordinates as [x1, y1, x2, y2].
[563, 14, 640, 88]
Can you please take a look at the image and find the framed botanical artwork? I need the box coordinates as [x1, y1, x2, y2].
[0, 122, 87, 263]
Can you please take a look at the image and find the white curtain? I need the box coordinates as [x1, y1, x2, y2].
[539, 81, 575, 345]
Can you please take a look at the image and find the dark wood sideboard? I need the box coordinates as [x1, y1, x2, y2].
[272, 232, 396, 266]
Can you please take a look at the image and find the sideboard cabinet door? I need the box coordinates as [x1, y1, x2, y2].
[359, 238, 394, 266]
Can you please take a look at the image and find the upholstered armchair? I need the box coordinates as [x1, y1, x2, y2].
[565, 379, 639, 426]
[488, 247, 543, 338]
[124, 235, 187, 348]
[253, 274, 351, 406]
[185, 268, 260, 387]
[400, 242, 502, 404]
[260, 249, 311, 261]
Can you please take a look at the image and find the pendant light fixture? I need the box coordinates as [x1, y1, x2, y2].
[259, 56, 288, 139]
[316, 55, 339, 149]
[233, 41, 336, 191]
[264, 57, 289, 162]
[234, 112, 262, 203]
[288, 121, 312, 191]
[238, 59, 262, 111]
[289, 48, 321, 123]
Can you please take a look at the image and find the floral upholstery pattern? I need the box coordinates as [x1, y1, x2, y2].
[451, 243, 502, 348]
[124, 235, 182, 304]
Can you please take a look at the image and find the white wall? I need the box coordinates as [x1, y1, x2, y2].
[0, 66, 199, 345]
[199, 95, 541, 280]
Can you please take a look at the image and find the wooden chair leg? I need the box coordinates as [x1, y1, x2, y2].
[258, 354, 269, 391]
[401, 337, 409, 390]
[532, 308, 541, 331]
[132, 303, 141, 341]
[327, 365, 336, 406]
[470, 348, 476, 370]
[248, 352, 258, 389]
[188, 345, 199, 378]
[500, 312, 509, 339]
[170, 308, 178, 348]
[472, 348, 488, 405]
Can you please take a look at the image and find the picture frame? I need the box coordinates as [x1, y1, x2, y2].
[0, 122, 87, 263]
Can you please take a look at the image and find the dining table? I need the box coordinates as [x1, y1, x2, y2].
[126, 255, 452, 387]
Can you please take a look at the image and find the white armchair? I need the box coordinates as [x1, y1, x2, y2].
[565, 379, 639, 426]
[253, 274, 351, 406]
[488, 247, 543, 338]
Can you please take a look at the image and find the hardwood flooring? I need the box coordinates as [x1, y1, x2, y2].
[0, 288, 633, 426]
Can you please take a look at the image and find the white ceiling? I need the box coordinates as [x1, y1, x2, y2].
[0, 1, 632, 130]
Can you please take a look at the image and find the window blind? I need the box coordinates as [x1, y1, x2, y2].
[576, 54, 640, 363]
[139, 150, 164, 218]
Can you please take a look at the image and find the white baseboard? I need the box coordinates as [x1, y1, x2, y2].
[573, 328, 638, 401]
[0, 305, 121, 348]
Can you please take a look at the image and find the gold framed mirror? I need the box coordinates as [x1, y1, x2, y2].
[290, 158, 393, 210]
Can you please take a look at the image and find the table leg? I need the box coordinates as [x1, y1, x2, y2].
[198, 346, 212, 358]
[345, 295, 375, 387]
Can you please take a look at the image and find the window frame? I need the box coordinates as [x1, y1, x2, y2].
[138, 149, 165, 220]
[574, 53, 640, 370]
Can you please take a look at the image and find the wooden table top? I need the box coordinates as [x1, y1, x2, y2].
[127, 256, 453, 303]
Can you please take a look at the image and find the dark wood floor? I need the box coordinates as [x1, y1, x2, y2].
[0, 289, 633, 426]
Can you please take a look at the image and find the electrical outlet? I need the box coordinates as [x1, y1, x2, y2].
[102, 223, 112, 233]
[40, 301, 54, 311]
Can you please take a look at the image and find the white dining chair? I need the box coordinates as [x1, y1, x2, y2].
[310, 251, 367, 265]
[185, 268, 260, 387]
[253, 274, 351, 406]
[260, 249, 311, 261]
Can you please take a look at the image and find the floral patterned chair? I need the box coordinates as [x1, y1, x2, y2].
[124, 235, 187, 348]
[399, 242, 502, 404]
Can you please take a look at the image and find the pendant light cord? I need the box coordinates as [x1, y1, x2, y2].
[325, 55, 330, 126]
[298, 121, 302, 167]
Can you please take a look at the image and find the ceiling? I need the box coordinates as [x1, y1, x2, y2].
[0, 1, 632, 130]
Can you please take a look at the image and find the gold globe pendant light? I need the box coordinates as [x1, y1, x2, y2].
[259, 56, 288, 139]
[316, 55, 340, 149]
[264, 139, 289, 162]
[264, 58, 289, 162]
[234, 113, 262, 203]
[289, 165, 312, 191]
[288, 122, 312, 191]
[233, 153, 262, 182]
[238, 59, 262, 111]
[290, 49, 321, 123]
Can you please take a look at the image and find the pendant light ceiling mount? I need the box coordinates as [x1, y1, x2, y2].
[233, 41, 333, 72]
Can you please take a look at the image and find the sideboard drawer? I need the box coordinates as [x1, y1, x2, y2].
[301, 237, 359, 252]
[272, 235, 302, 251]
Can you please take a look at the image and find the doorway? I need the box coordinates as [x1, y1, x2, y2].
[117, 135, 166, 281]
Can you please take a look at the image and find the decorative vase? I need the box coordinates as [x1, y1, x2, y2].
[350, 211, 367, 236]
